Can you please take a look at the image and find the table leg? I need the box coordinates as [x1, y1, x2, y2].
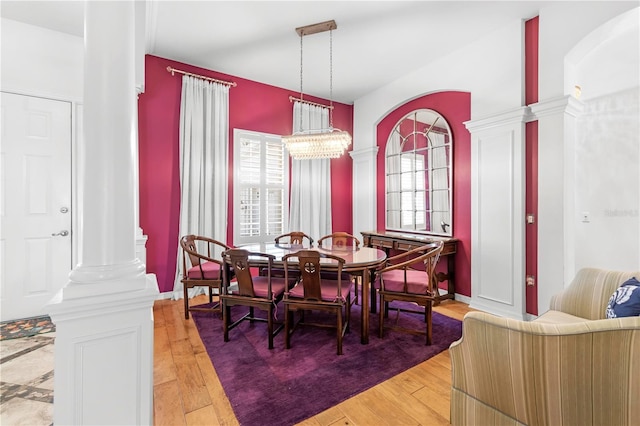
[370, 270, 377, 314]
[361, 269, 370, 344]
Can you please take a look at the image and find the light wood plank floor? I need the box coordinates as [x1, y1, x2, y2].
[153, 295, 472, 426]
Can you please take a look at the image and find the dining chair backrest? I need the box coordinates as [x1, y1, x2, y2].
[223, 248, 277, 298]
[275, 231, 314, 247]
[317, 232, 360, 250]
[283, 249, 346, 301]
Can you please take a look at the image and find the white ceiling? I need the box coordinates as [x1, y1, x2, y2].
[1, 1, 550, 104]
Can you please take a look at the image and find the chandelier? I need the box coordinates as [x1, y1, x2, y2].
[282, 20, 352, 160]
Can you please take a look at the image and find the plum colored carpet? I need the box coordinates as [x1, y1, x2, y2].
[192, 299, 462, 426]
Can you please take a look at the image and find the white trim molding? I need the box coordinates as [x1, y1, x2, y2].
[350, 146, 379, 239]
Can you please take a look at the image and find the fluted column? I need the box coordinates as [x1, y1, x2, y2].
[48, 2, 158, 425]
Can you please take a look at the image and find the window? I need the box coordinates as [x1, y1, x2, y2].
[233, 129, 289, 245]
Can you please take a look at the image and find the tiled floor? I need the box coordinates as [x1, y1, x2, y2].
[0, 333, 54, 426]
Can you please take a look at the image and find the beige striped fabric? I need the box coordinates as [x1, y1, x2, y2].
[450, 268, 640, 426]
[549, 268, 639, 320]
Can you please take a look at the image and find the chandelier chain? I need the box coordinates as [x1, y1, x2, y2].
[329, 28, 334, 129]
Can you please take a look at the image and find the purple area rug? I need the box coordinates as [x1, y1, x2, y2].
[192, 298, 462, 426]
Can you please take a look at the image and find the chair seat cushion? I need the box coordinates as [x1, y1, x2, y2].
[289, 279, 353, 302]
[606, 277, 640, 318]
[187, 261, 222, 280]
[230, 276, 288, 298]
[381, 269, 430, 294]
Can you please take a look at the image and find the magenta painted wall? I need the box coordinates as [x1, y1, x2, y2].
[138, 55, 354, 293]
[376, 92, 472, 297]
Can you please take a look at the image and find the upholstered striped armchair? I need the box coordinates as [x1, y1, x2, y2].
[450, 268, 640, 426]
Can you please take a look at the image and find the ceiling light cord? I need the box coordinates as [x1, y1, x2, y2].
[299, 32, 304, 132]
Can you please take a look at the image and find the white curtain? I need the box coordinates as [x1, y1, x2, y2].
[173, 75, 230, 300]
[288, 101, 333, 240]
[429, 132, 450, 233]
[386, 131, 401, 228]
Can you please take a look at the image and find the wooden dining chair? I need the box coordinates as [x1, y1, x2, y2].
[317, 232, 361, 303]
[317, 232, 360, 250]
[221, 248, 295, 349]
[282, 250, 354, 355]
[274, 231, 314, 247]
[179, 234, 232, 319]
[376, 241, 444, 345]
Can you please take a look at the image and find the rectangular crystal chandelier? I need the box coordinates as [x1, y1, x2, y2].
[282, 20, 352, 160]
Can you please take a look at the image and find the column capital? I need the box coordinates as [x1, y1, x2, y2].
[349, 146, 379, 162]
[464, 106, 530, 133]
[529, 95, 584, 119]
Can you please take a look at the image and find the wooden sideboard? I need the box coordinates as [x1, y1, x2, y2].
[361, 230, 458, 306]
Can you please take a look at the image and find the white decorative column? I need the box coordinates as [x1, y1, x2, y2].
[134, 0, 149, 265]
[47, 2, 158, 425]
[529, 95, 583, 312]
[465, 107, 529, 320]
[350, 146, 379, 238]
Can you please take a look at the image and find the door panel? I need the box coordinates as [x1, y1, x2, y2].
[0, 92, 72, 321]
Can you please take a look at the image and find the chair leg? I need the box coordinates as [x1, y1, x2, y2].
[346, 296, 351, 333]
[425, 302, 433, 346]
[284, 305, 291, 349]
[336, 309, 343, 355]
[223, 303, 231, 342]
[267, 306, 274, 350]
[378, 294, 385, 338]
[184, 285, 190, 319]
[354, 277, 359, 305]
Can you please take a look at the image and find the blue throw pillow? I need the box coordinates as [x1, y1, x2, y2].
[605, 277, 640, 318]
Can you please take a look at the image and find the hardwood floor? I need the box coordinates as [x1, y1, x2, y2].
[153, 295, 472, 425]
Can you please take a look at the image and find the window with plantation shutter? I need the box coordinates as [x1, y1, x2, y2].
[233, 129, 289, 245]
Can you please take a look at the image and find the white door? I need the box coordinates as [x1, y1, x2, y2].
[0, 92, 72, 321]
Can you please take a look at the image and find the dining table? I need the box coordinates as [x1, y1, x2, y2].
[237, 242, 387, 344]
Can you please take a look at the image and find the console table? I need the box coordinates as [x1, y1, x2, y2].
[361, 230, 458, 307]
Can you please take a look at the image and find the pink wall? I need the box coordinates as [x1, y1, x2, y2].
[138, 55, 354, 293]
[375, 92, 472, 297]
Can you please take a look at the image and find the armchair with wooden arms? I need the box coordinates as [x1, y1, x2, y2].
[221, 248, 296, 349]
[265, 231, 315, 279]
[376, 241, 444, 345]
[282, 249, 354, 355]
[179, 234, 232, 319]
[274, 231, 314, 247]
[317, 232, 361, 303]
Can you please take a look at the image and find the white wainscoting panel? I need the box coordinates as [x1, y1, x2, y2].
[467, 108, 528, 319]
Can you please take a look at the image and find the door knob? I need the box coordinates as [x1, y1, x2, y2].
[52, 230, 69, 237]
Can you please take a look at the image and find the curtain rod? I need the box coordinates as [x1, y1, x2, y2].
[166, 66, 237, 87]
[289, 96, 334, 110]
